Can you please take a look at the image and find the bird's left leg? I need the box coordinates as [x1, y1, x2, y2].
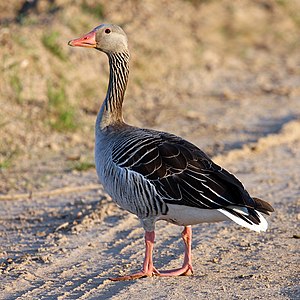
[159, 225, 193, 276]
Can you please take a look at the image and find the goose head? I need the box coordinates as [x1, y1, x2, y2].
[68, 24, 128, 54]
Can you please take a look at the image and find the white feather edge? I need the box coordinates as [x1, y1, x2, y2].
[218, 208, 268, 232]
[228, 205, 249, 215]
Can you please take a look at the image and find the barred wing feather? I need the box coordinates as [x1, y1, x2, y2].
[112, 130, 275, 231]
[112, 131, 256, 211]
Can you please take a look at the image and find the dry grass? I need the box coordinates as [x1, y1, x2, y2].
[0, 0, 300, 173]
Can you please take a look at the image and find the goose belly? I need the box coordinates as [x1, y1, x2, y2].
[160, 204, 228, 226]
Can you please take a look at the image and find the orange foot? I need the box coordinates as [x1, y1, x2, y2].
[110, 264, 193, 281]
[110, 266, 160, 281]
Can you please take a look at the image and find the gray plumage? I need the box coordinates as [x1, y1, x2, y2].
[69, 23, 274, 280]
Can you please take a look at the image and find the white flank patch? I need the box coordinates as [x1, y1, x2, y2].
[160, 204, 228, 226]
[218, 209, 268, 232]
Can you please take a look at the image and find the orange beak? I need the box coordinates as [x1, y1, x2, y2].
[68, 30, 96, 48]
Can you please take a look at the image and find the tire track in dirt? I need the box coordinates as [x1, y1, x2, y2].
[6, 206, 130, 299]
[5, 206, 175, 299]
[213, 120, 300, 165]
[26, 215, 184, 299]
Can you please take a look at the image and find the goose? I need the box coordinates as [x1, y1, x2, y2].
[68, 24, 274, 281]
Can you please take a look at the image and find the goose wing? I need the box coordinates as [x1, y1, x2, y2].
[112, 129, 256, 211]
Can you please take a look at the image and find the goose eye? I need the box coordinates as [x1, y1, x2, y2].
[105, 28, 111, 34]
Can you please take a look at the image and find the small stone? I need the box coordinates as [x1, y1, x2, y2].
[39, 255, 52, 264]
[55, 222, 69, 232]
[48, 142, 60, 152]
[238, 274, 254, 279]
[20, 59, 29, 69]
[22, 271, 36, 280]
[66, 154, 81, 161]
[38, 247, 48, 252]
[76, 211, 83, 218]
[36, 231, 46, 237]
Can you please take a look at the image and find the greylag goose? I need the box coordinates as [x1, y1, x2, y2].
[68, 24, 274, 281]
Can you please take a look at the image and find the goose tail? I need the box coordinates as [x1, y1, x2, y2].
[218, 197, 274, 233]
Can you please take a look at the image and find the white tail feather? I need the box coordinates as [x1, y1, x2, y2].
[218, 209, 268, 232]
[228, 206, 249, 215]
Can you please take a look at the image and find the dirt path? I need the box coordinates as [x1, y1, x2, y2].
[1, 119, 299, 300]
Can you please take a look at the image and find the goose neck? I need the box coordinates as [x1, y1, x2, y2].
[97, 51, 130, 131]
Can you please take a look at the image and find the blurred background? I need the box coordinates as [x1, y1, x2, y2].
[1, 0, 300, 194]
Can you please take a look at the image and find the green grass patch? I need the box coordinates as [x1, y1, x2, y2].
[0, 158, 12, 169]
[183, 0, 215, 6]
[0, 150, 18, 170]
[47, 81, 78, 132]
[71, 160, 95, 171]
[42, 32, 67, 61]
[10, 74, 23, 103]
[47, 81, 66, 108]
[50, 109, 77, 132]
[81, 1, 105, 19]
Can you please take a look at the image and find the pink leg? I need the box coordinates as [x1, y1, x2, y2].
[110, 226, 193, 281]
[159, 226, 193, 276]
[110, 231, 159, 281]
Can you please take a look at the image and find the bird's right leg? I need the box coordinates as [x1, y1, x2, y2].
[110, 231, 159, 281]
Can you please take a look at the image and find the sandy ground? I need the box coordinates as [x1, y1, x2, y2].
[1, 113, 300, 299]
[1, 1, 300, 299]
